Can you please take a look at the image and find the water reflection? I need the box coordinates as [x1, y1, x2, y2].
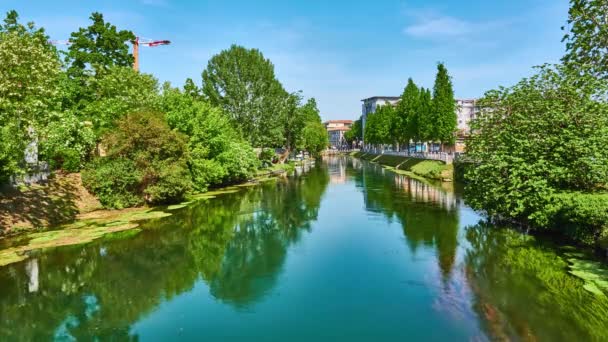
[1, 158, 607, 341]
[0, 164, 329, 340]
[345, 157, 460, 280]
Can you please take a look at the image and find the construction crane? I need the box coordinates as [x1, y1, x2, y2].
[49, 36, 171, 72]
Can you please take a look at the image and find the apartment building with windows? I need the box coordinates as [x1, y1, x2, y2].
[324, 120, 353, 148]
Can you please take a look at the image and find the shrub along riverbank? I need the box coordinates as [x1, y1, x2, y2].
[351, 152, 453, 181]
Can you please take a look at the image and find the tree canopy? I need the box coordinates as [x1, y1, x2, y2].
[562, 0, 608, 78]
[65, 12, 135, 77]
[202, 45, 288, 147]
[431, 63, 457, 145]
[0, 11, 61, 181]
[466, 65, 608, 229]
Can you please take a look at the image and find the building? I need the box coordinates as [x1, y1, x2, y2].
[361, 96, 401, 141]
[360, 96, 478, 152]
[324, 120, 353, 149]
[455, 99, 478, 152]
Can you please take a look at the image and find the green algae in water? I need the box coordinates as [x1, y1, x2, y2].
[167, 202, 191, 211]
[567, 257, 608, 296]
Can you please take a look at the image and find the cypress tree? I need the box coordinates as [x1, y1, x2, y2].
[431, 63, 457, 149]
[396, 78, 420, 149]
[417, 87, 433, 142]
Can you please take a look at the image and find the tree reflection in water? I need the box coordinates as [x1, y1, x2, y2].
[0, 163, 329, 340]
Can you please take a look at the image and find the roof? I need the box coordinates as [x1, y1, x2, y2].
[361, 96, 400, 102]
[324, 120, 353, 124]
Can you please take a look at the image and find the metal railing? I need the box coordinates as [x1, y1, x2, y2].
[362, 148, 458, 164]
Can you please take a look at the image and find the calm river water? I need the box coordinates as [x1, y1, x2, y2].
[1, 157, 607, 341]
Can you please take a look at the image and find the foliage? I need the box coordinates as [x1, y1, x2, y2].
[202, 45, 288, 147]
[65, 12, 135, 77]
[364, 105, 395, 145]
[79, 66, 160, 134]
[395, 78, 420, 144]
[83, 111, 191, 208]
[465, 64, 608, 237]
[344, 118, 362, 145]
[259, 148, 277, 168]
[550, 192, 608, 245]
[417, 88, 434, 142]
[39, 112, 96, 172]
[0, 11, 61, 180]
[82, 158, 143, 208]
[562, 0, 608, 78]
[431, 63, 457, 145]
[162, 85, 258, 191]
[296, 98, 328, 157]
[282, 93, 306, 152]
[300, 121, 328, 158]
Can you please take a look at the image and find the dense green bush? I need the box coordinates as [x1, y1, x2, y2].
[259, 148, 277, 168]
[162, 86, 259, 191]
[82, 111, 191, 208]
[549, 192, 608, 246]
[39, 112, 96, 172]
[465, 65, 608, 243]
[82, 158, 143, 208]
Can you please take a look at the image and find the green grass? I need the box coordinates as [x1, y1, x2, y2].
[351, 152, 453, 181]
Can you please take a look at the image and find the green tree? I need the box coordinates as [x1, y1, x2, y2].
[82, 111, 191, 208]
[202, 45, 288, 147]
[296, 97, 328, 157]
[65, 12, 135, 77]
[344, 119, 362, 147]
[417, 88, 434, 143]
[465, 64, 608, 230]
[80, 66, 160, 134]
[431, 63, 457, 148]
[396, 78, 420, 147]
[161, 85, 258, 191]
[364, 105, 394, 146]
[562, 0, 608, 78]
[283, 92, 306, 153]
[0, 10, 61, 181]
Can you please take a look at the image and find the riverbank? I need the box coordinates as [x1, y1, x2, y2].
[0, 167, 291, 267]
[0, 163, 294, 238]
[350, 151, 453, 181]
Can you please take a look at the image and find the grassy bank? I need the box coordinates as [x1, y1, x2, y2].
[0, 169, 290, 267]
[351, 151, 453, 181]
[0, 165, 291, 237]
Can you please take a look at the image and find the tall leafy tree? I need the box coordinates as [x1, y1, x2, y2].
[282, 92, 306, 153]
[562, 0, 608, 78]
[364, 105, 394, 146]
[297, 98, 328, 157]
[417, 88, 434, 143]
[66, 12, 135, 76]
[431, 63, 457, 148]
[397, 78, 420, 145]
[0, 11, 61, 181]
[202, 45, 288, 147]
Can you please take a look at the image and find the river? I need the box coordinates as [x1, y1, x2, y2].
[1, 157, 607, 341]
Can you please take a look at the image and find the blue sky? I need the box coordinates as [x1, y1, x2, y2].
[3, 0, 569, 121]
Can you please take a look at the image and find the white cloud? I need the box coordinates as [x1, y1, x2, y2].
[402, 9, 509, 42]
[404, 15, 473, 38]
